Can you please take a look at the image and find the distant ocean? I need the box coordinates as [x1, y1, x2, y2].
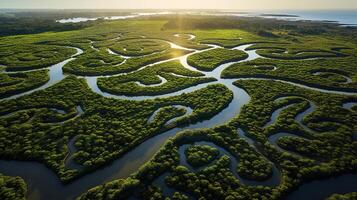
[247, 10, 357, 26]
[53, 10, 357, 26]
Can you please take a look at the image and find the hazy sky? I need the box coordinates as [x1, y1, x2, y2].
[1, 0, 357, 10]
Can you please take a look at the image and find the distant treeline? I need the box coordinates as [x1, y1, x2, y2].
[1, 10, 132, 20]
[161, 15, 357, 38]
[0, 17, 91, 36]
[0, 10, 132, 36]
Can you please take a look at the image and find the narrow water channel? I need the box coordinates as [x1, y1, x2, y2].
[0, 37, 356, 200]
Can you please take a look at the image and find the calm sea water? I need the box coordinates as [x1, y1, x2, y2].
[56, 10, 357, 26]
[259, 10, 357, 25]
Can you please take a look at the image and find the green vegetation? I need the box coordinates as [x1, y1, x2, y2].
[0, 45, 76, 71]
[222, 48, 357, 91]
[233, 79, 357, 136]
[80, 79, 357, 200]
[63, 48, 191, 76]
[148, 106, 187, 126]
[106, 39, 170, 56]
[0, 174, 27, 200]
[187, 48, 248, 71]
[79, 127, 274, 199]
[327, 193, 357, 200]
[64, 48, 125, 70]
[77, 178, 140, 200]
[249, 40, 349, 60]
[185, 144, 219, 167]
[163, 15, 357, 40]
[0, 74, 232, 182]
[71, 84, 232, 169]
[0, 70, 49, 98]
[0, 16, 91, 36]
[97, 61, 216, 96]
[0, 13, 356, 200]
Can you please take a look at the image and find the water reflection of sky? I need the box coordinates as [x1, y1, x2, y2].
[56, 10, 357, 26]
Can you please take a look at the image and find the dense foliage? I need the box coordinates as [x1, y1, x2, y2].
[162, 15, 357, 40]
[185, 145, 219, 167]
[97, 61, 216, 96]
[64, 48, 192, 76]
[0, 13, 356, 200]
[108, 39, 170, 56]
[0, 74, 233, 182]
[187, 48, 248, 71]
[327, 193, 357, 200]
[79, 79, 357, 200]
[0, 17, 90, 36]
[0, 70, 49, 98]
[0, 45, 76, 71]
[222, 38, 357, 91]
[0, 10, 135, 36]
[0, 174, 27, 200]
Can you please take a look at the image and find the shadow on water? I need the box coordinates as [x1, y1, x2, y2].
[285, 174, 357, 200]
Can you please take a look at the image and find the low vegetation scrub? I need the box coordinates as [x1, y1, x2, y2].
[188, 48, 248, 71]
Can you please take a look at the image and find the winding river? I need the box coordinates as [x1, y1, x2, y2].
[312, 71, 353, 84]
[0, 35, 357, 200]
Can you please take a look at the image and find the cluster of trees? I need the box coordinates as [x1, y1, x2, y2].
[0, 10, 145, 36]
[0, 174, 27, 200]
[0, 10, 141, 36]
[164, 157, 239, 199]
[312, 72, 349, 83]
[108, 39, 170, 57]
[0, 70, 49, 98]
[97, 60, 215, 96]
[1, 10, 132, 20]
[309, 68, 353, 84]
[63, 48, 191, 76]
[233, 78, 357, 178]
[0, 70, 233, 183]
[71, 84, 232, 169]
[161, 14, 357, 39]
[86, 77, 357, 200]
[148, 106, 187, 126]
[1, 106, 79, 127]
[222, 46, 357, 92]
[234, 78, 356, 135]
[245, 38, 350, 60]
[0, 76, 94, 182]
[256, 48, 347, 60]
[0, 44, 76, 71]
[64, 48, 125, 72]
[187, 48, 248, 71]
[236, 150, 273, 181]
[101, 127, 277, 199]
[0, 16, 92, 36]
[77, 178, 140, 200]
[1, 15, 357, 200]
[4, 74, 351, 198]
[185, 144, 219, 167]
[141, 188, 189, 200]
[327, 193, 357, 200]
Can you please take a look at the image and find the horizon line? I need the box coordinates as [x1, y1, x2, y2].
[1, 8, 357, 11]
